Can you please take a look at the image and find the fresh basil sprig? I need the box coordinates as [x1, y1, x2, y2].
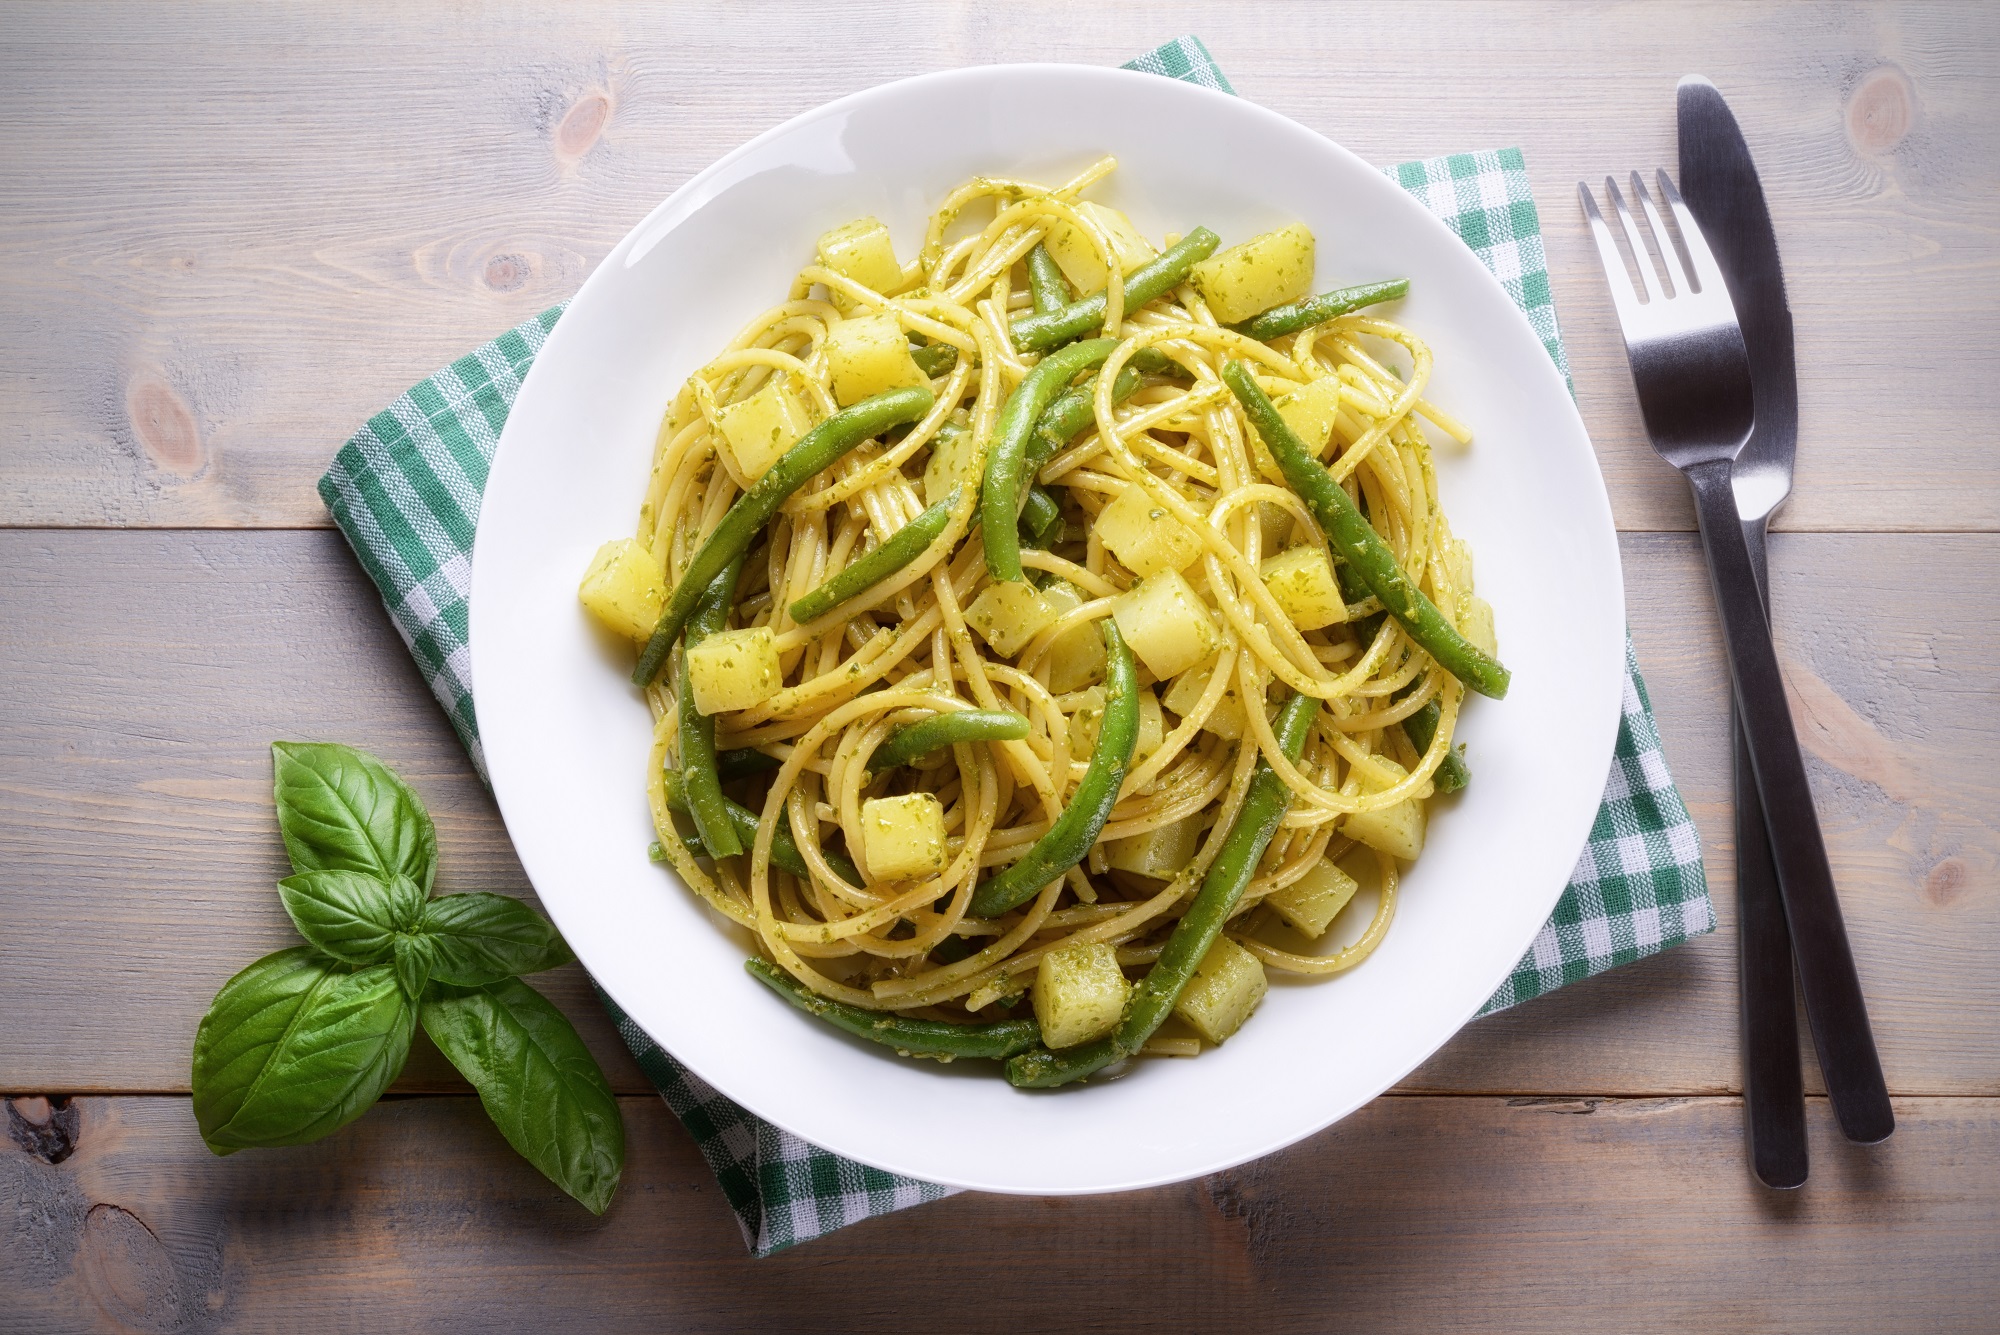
[191, 742, 623, 1214]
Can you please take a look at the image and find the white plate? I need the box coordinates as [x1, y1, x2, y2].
[472, 64, 1623, 1195]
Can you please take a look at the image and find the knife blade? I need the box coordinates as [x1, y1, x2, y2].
[1678, 75, 1894, 1155]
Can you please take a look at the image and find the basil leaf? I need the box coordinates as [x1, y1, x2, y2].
[272, 741, 438, 892]
[422, 893, 575, 986]
[191, 948, 414, 1154]
[276, 870, 424, 966]
[393, 932, 436, 1001]
[421, 979, 624, 1214]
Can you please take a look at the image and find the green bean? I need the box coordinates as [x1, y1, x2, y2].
[676, 556, 747, 859]
[635, 385, 934, 684]
[981, 338, 1117, 582]
[788, 488, 959, 624]
[969, 622, 1138, 918]
[867, 709, 1030, 773]
[1029, 346, 1179, 466]
[1018, 486, 1063, 546]
[716, 747, 782, 781]
[746, 958, 1041, 1061]
[1027, 243, 1068, 315]
[1222, 361, 1510, 699]
[910, 340, 959, 378]
[662, 771, 862, 887]
[1402, 697, 1470, 794]
[1005, 692, 1320, 1089]
[1009, 228, 1222, 354]
[1229, 278, 1410, 342]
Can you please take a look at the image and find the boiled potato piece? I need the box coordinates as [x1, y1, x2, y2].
[1189, 223, 1315, 324]
[686, 627, 781, 715]
[577, 538, 666, 642]
[965, 581, 1059, 658]
[1094, 485, 1202, 578]
[860, 793, 946, 883]
[1044, 202, 1157, 294]
[1461, 595, 1498, 658]
[715, 377, 815, 482]
[1260, 545, 1346, 631]
[922, 421, 979, 507]
[1265, 856, 1359, 939]
[1340, 756, 1427, 861]
[1106, 814, 1201, 879]
[824, 314, 927, 407]
[1039, 582, 1106, 692]
[1111, 569, 1218, 680]
[1034, 940, 1129, 1048]
[816, 216, 904, 311]
[1068, 686, 1163, 762]
[1161, 662, 1249, 739]
[1173, 936, 1268, 1044]
[1273, 376, 1343, 459]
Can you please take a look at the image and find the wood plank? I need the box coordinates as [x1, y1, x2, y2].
[2, 528, 1993, 1098]
[3, 1093, 1994, 1332]
[2, 2, 1995, 531]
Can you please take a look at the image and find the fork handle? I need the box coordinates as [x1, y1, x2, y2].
[1736, 516, 1809, 1186]
[1685, 458, 1893, 1144]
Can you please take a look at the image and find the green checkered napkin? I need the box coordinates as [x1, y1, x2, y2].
[318, 37, 1709, 1255]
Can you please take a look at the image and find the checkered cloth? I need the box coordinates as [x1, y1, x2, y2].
[318, 37, 1710, 1255]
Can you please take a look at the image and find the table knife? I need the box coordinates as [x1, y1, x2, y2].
[1678, 75, 1894, 1157]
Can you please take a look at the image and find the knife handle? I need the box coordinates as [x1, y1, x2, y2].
[1684, 458, 1893, 1144]
[1736, 518, 1808, 1187]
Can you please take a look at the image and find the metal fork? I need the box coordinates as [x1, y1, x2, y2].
[1579, 171, 1894, 1145]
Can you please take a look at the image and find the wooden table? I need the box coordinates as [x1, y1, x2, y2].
[4, 4, 1995, 1329]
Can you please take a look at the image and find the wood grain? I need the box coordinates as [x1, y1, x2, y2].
[3, 1093, 1995, 1332]
[3, 529, 1992, 1098]
[1, 2, 1995, 531]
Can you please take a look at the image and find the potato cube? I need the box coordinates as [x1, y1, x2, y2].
[824, 314, 927, 407]
[1106, 814, 1201, 879]
[686, 626, 781, 715]
[816, 216, 904, 310]
[1189, 223, 1316, 324]
[1255, 501, 1295, 554]
[1461, 595, 1498, 658]
[1067, 687, 1163, 764]
[1034, 940, 1129, 1049]
[578, 539, 667, 642]
[965, 580, 1059, 658]
[922, 422, 980, 507]
[860, 793, 947, 883]
[1044, 202, 1157, 294]
[1039, 582, 1106, 692]
[1440, 536, 1475, 595]
[1111, 569, 1218, 680]
[1173, 936, 1268, 1044]
[1161, 662, 1248, 739]
[1265, 857, 1360, 939]
[1093, 485, 1203, 578]
[1274, 376, 1343, 459]
[1340, 756, 1427, 861]
[715, 377, 815, 482]
[1261, 545, 1346, 631]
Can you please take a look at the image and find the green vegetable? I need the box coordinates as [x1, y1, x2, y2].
[192, 949, 415, 1152]
[746, 958, 1040, 1060]
[1402, 696, 1470, 794]
[1222, 360, 1511, 699]
[1005, 692, 1320, 1088]
[788, 488, 959, 624]
[1228, 278, 1410, 341]
[867, 709, 1031, 772]
[421, 978, 626, 1216]
[982, 337, 1118, 582]
[635, 385, 934, 684]
[910, 340, 959, 378]
[969, 622, 1139, 917]
[189, 742, 621, 1213]
[1018, 486, 1064, 546]
[1009, 227, 1222, 354]
[716, 747, 781, 781]
[1027, 242, 1068, 314]
[677, 557, 747, 859]
[662, 771, 862, 887]
[1029, 347, 1177, 466]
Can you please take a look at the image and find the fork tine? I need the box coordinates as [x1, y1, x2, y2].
[1655, 169, 1731, 301]
[1577, 181, 1643, 317]
[1605, 175, 1666, 304]
[1629, 170, 1689, 297]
